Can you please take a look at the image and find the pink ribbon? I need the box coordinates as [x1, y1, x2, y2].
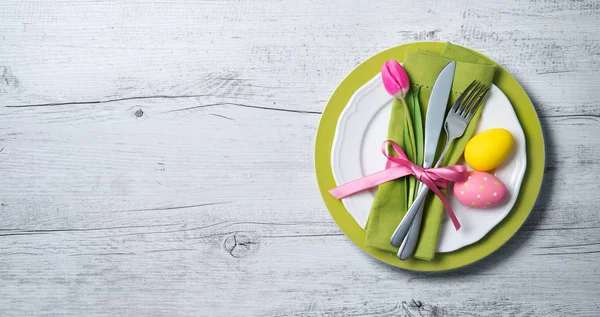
[329, 140, 467, 230]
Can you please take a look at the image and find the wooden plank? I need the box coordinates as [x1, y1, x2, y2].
[0, 0, 599, 315]
[0, 0, 598, 115]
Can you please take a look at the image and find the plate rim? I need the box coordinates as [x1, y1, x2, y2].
[314, 41, 545, 271]
[331, 76, 528, 252]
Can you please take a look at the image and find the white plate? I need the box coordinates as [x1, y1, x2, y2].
[331, 73, 527, 253]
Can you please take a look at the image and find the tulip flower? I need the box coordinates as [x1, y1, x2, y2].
[381, 60, 415, 160]
[382, 60, 410, 99]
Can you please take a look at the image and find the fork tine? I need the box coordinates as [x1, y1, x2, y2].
[450, 80, 476, 113]
[452, 81, 478, 114]
[461, 83, 487, 117]
[466, 86, 490, 119]
[468, 84, 490, 116]
[457, 81, 481, 115]
[459, 82, 481, 114]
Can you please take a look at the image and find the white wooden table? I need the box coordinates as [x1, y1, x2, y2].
[1, 1, 599, 316]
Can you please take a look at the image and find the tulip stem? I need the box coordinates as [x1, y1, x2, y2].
[400, 97, 416, 164]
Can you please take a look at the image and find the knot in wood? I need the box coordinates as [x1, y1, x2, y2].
[0, 66, 21, 93]
[134, 109, 144, 117]
[223, 232, 260, 258]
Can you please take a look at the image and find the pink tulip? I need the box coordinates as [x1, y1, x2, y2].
[381, 60, 410, 99]
[382, 60, 416, 161]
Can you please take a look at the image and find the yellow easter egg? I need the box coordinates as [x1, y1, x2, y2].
[464, 128, 514, 171]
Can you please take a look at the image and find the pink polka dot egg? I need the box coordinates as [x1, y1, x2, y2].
[453, 171, 507, 209]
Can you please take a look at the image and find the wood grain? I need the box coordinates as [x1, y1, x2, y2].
[0, 0, 599, 316]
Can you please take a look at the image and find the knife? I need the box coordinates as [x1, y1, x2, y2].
[389, 61, 456, 250]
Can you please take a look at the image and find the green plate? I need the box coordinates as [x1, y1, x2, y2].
[314, 42, 545, 271]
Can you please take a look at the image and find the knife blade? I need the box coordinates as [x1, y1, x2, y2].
[389, 60, 456, 248]
[422, 61, 456, 169]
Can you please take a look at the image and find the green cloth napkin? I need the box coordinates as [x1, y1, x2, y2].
[365, 42, 496, 260]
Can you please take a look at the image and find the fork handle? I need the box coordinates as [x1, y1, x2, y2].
[398, 196, 425, 259]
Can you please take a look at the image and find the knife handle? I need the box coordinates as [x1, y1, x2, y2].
[389, 186, 430, 247]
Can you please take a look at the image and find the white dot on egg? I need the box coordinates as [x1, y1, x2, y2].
[468, 176, 471, 180]
[460, 191, 464, 195]
[477, 194, 481, 198]
[484, 177, 488, 181]
[493, 192, 497, 196]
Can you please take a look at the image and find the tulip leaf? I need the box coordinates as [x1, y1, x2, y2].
[401, 88, 424, 203]
[402, 120, 415, 206]
[411, 87, 424, 201]
[412, 86, 424, 168]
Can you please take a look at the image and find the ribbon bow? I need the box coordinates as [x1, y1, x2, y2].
[329, 140, 467, 230]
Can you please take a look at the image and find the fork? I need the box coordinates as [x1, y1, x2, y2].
[390, 81, 490, 259]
